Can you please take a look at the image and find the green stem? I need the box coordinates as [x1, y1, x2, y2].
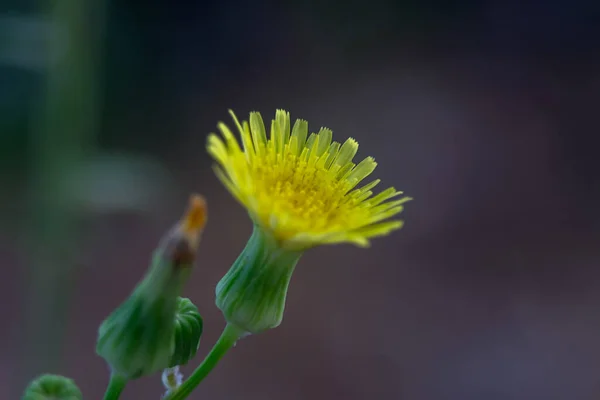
[15, 0, 105, 393]
[165, 324, 245, 400]
[103, 374, 127, 400]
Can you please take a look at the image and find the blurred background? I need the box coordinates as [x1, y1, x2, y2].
[2, 0, 600, 399]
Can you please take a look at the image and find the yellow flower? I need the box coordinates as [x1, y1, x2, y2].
[207, 109, 411, 250]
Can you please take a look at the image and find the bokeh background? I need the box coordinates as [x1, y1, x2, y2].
[2, 0, 600, 399]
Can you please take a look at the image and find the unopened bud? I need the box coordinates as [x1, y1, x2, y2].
[169, 297, 203, 367]
[22, 374, 82, 400]
[96, 195, 207, 379]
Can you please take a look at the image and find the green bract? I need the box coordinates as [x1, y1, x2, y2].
[216, 225, 303, 334]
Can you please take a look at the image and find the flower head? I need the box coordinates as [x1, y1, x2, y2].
[207, 109, 411, 249]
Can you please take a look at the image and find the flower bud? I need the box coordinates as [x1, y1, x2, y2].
[22, 374, 82, 400]
[216, 225, 302, 334]
[169, 297, 203, 367]
[96, 195, 207, 380]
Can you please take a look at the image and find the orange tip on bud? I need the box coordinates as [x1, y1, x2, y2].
[183, 194, 207, 234]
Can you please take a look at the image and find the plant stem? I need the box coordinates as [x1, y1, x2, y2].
[16, 0, 105, 393]
[103, 374, 127, 400]
[165, 324, 245, 400]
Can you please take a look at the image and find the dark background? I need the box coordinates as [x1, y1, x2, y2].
[2, 0, 600, 399]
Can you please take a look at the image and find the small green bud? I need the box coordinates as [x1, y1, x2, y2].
[22, 374, 82, 400]
[96, 195, 207, 380]
[169, 297, 203, 367]
[216, 225, 302, 334]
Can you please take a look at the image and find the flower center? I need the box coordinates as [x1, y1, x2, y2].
[250, 152, 359, 233]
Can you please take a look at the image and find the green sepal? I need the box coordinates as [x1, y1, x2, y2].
[215, 225, 303, 334]
[169, 297, 203, 367]
[22, 374, 82, 400]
